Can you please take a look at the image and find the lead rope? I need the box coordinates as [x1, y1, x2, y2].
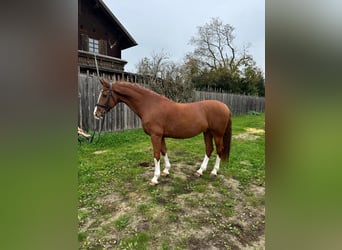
[89, 115, 105, 143]
[91, 52, 105, 143]
[94, 53, 100, 77]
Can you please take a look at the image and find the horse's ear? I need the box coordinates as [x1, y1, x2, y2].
[99, 78, 110, 87]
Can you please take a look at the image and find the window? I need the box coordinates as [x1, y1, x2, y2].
[88, 38, 99, 53]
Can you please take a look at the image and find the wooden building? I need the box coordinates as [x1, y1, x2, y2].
[78, 0, 137, 77]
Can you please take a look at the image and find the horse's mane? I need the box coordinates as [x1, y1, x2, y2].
[116, 82, 170, 101]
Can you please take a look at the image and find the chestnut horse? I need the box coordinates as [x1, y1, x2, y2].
[94, 79, 232, 185]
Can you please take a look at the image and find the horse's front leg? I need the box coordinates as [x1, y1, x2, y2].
[150, 135, 162, 185]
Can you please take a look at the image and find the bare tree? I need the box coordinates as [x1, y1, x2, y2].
[136, 50, 169, 82]
[136, 51, 194, 102]
[189, 17, 253, 75]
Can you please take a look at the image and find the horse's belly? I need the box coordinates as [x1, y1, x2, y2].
[164, 118, 207, 139]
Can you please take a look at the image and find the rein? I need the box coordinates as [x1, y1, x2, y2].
[88, 114, 105, 143]
[90, 84, 112, 143]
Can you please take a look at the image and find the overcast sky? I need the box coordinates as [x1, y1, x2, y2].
[103, 0, 265, 74]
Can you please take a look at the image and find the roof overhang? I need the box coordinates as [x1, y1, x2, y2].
[97, 0, 138, 50]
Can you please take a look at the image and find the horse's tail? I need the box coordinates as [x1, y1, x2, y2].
[221, 115, 232, 162]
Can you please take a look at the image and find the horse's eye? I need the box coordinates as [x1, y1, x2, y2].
[102, 94, 107, 98]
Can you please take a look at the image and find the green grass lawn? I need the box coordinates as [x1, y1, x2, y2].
[78, 113, 265, 249]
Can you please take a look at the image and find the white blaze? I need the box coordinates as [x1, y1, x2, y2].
[93, 90, 103, 119]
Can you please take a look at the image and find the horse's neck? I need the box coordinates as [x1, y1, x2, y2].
[114, 83, 160, 118]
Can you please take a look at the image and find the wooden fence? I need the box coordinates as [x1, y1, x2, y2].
[195, 91, 265, 115]
[78, 74, 265, 132]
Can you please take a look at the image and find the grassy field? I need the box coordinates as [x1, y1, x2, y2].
[78, 113, 265, 249]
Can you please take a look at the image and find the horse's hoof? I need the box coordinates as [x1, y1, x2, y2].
[149, 181, 159, 186]
[161, 172, 169, 177]
[194, 171, 202, 177]
[210, 172, 217, 177]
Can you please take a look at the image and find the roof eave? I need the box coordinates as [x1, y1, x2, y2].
[98, 0, 138, 48]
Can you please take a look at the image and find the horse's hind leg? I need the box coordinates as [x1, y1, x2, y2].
[195, 131, 214, 177]
[161, 137, 171, 176]
[211, 155, 221, 176]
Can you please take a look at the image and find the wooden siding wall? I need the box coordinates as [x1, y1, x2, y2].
[79, 0, 121, 58]
[78, 74, 265, 132]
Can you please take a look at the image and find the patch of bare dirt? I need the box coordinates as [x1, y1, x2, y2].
[245, 128, 265, 134]
[167, 176, 265, 250]
[93, 150, 108, 155]
[79, 162, 265, 250]
[233, 127, 265, 141]
[145, 164, 264, 249]
[138, 161, 150, 167]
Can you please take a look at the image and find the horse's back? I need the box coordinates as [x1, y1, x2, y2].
[195, 100, 230, 119]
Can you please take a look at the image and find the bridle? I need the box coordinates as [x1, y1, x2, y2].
[89, 82, 113, 143]
[95, 83, 113, 112]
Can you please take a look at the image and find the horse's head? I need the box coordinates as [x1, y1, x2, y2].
[93, 79, 118, 120]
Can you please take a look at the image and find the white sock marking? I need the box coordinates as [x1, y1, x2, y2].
[151, 158, 160, 183]
[197, 155, 209, 175]
[211, 155, 221, 176]
[162, 153, 171, 175]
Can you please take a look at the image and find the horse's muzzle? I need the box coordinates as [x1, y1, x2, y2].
[93, 108, 104, 120]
